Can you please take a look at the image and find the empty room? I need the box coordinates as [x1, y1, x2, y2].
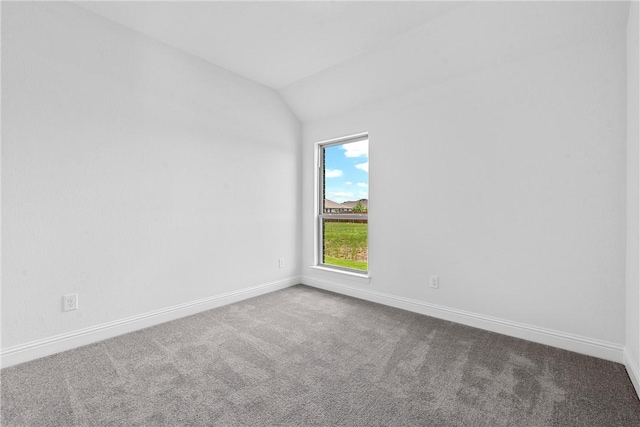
[2, 1, 640, 425]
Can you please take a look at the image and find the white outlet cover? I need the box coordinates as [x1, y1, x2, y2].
[429, 275, 439, 289]
[63, 294, 78, 311]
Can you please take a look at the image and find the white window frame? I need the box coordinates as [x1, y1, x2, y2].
[315, 132, 369, 275]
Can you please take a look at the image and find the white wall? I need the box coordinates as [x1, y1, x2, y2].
[626, 1, 640, 394]
[1, 2, 300, 359]
[301, 5, 628, 360]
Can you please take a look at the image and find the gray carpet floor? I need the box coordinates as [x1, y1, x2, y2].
[1, 285, 639, 426]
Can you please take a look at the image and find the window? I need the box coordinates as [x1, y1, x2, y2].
[317, 133, 368, 273]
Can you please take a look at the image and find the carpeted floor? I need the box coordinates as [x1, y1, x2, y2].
[1, 285, 639, 426]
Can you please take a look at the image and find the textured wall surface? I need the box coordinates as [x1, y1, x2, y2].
[626, 1, 640, 383]
[1, 2, 301, 349]
[302, 3, 628, 346]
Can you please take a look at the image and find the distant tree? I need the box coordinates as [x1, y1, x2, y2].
[352, 200, 367, 213]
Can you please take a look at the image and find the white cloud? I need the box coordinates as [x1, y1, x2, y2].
[346, 181, 352, 185]
[356, 182, 368, 188]
[359, 191, 369, 199]
[355, 162, 369, 173]
[342, 139, 368, 158]
[325, 169, 343, 178]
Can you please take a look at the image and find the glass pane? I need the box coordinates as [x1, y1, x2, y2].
[320, 138, 369, 272]
[322, 218, 368, 271]
[322, 141, 369, 212]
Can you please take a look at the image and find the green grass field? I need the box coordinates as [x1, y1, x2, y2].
[323, 221, 368, 271]
[323, 256, 368, 271]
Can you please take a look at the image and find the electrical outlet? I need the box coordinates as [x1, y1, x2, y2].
[63, 294, 78, 311]
[429, 275, 439, 289]
[278, 258, 285, 268]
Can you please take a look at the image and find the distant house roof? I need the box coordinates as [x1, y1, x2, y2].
[324, 199, 368, 212]
[341, 199, 368, 209]
[324, 199, 347, 210]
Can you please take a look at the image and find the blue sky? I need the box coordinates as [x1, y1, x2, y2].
[324, 139, 368, 203]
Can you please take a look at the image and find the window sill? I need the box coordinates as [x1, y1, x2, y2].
[310, 265, 371, 283]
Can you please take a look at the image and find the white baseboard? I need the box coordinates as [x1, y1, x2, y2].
[624, 349, 640, 399]
[301, 275, 625, 364]
[0, 277, 300, 369]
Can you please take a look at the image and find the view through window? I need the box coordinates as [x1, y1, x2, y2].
[318, 135, 368, 273]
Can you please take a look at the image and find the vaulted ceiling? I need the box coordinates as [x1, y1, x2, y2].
[74, 1, 629, 122]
